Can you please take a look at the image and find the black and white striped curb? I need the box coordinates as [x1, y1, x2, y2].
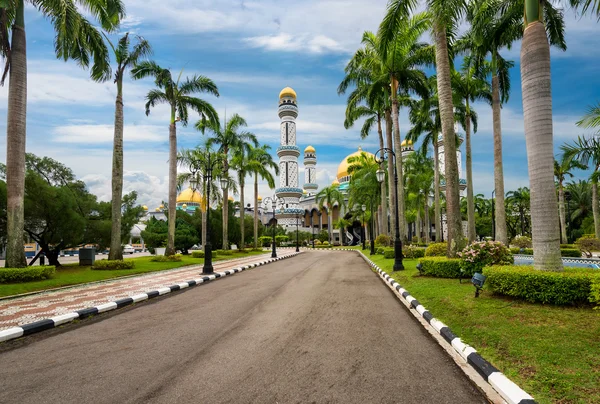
[356, 250, 536, 404]
[0, 252, 302, 343]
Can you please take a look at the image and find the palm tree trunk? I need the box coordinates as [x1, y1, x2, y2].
[558, 186, 567, 244]
[377, 115, 388, 236]
[254, 173, 259, 248]
[202, 178, 207, 251]
[108, 77, 124, 261]
[222, 158, 229, 250]
[521, 17, 562, 271]
[433, 140, 441, 242]
[433, 20, 462, 257]
[424, 198, 430, 244]
[465, 112, 476, 243]
[5, 1, 28, 268]
[385, 109, 396, 239]
[492, 67, 508, 246]
[166, 120, 177, 256]
[391, 83, 406, 241]
[593, 180, 600, 239]
[239, 176, 244, 249]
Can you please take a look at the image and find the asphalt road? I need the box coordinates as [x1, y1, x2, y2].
[0, 251, 486, 404]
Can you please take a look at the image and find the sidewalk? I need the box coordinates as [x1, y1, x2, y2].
[0, 253, 277, 331]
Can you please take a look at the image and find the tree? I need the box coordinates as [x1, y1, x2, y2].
[315, 185, 345, 243]
[451, 57, 491, 242]
[100, 32, 152, 260]
[174, 211, 199, 255]
[404, 151, 435, 243]
[554, 156, 584, 243]
[247, 145, 278, 248]
[132, 61, 219, 256]
[506, 187, 531, 237]
[231, 138, 260, 249]
[0, 0, 124, 268]
[199, 113, 257, 250]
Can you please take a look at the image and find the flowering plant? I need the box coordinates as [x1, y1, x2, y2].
[458, 240, 513, 276]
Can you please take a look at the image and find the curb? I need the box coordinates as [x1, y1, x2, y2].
[0, 252, 302, 343]
[355, 250, 536, 404]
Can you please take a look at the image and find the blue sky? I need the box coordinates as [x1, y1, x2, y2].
[0, 0, 598, 210]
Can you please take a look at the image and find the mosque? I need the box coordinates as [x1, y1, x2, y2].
[135, 86, 468, 246]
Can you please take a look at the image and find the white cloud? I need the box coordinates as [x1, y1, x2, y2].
[52, 124, 166, 144]
[245, 33, 345, 54]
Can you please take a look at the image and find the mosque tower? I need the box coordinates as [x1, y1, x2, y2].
[303, 145, 318, 195]
[275, 87, 304, 227]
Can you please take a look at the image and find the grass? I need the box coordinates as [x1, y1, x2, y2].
[366, 253, 600, 404]
[0, 250, 267, 298]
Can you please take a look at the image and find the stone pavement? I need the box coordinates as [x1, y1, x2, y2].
[0, 254, 276, 331]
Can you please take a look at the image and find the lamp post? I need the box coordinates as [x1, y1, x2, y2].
[375, 148, 404, 271]
[263, 196, 281, 258]
[317, 211, 322, 246]
[491, 189, 496, 241]
[369, 195, 376, 255]
[295, 214, 300, 252]
[312, 212, 316, 248]
[361, 204, 367, 250]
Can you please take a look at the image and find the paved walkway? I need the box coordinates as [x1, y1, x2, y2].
[0, 254, 277, 331]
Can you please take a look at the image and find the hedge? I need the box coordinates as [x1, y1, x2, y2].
[560, 248, 582, 258]
[510, 247, 521, 255]
[92, 260, 135, 270]
[560, 244, 576, 249]
[376, 247, 386, 255]
[0, 266, 56, 283]
[419, 257, 462, 278]
[383, 248, 395, 259]
[191, 251, 218, 259]
[215, 249, 233, 256]
[590, 280, 600, 309]
[403, 246, 426, 259]
[483, 265, 600, 305]
[150, 254, 182, 262]
[424, 242, 447, 257]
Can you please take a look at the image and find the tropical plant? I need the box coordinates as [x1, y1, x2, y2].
[247, 145, 278, 248]
[506, 187, 531, 237]
[315, 185, 345, 243]
[200, 113, 257, 250]
[404, 151, 434, 243]
[554, 156, 585, 243]
[0, 0, 125, 268]
[458, 240, 514, 276]
[577, 102, 600, 131]
[101, 32, 152, 260]
[132, 61, 219, 255]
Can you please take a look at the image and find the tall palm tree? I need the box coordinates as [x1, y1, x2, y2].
[101, 33, 152, 260]
[404, 151, 434, 243]
[562, 135, 600, 239]
[506, 187, 531, 236]
[231, 138, 260, 250]
[132, 62, 219, 255]
[0, 0, 124, 268]
[247, 145, 278, 248]
[554, 156, 584, 243]
[451, 58, 491, 242]
[199, 113, 257, 250]
[381, 0, 464, 256]
[566, 180, 592, 225]
[316, 185, 345, 243]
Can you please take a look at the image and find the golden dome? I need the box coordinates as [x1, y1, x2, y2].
[155, 207, 160, 212]
[336, 146, 375, 181]
[176, 188, 203, 204]
[228, 195, 234, 202]
[257, 195, 262, 201]
[332, 179, 340, 187]
[279, 87, 297, 99]
[159, 204, 164, 209]
[304, 145, 315, 153]
[303, 189, 308, 194]
[401, 138, 413, 147]
[142, 205, 148, 211]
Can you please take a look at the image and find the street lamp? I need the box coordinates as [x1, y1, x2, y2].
[491, 189, 496, 241]
[198, 151, 222, 275]
[375, 148, 404, 271]
[361, 204, 367, 250]
[263, 196, 282, 258]
[369, 195, 376, 255]
[295, 214, 300, 252]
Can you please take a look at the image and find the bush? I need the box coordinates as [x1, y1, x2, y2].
[191, 251, 218, 258]
[216, 249, 233, 256]
[322, 241, 330, 246]
[560, 244, 576, 249]
[424, 242, 447, 257]
[250, 248, 264, 252]
[511, 235, 532, 248]
[483, 265, 600, 305]
[375, 234, 391, 247]
[590, 280, 600, 309]
[459, 240, 514, 277]
[0, 266, 55, 283]
[419, 257, 462, 278]
[92, 260, 135, 270]
[314, 240, 322, 246]
[521, 248, 534, 255]
[150, 254, 182, 262]
[383, 248, 395, 259]
[376, 247, 386, 255]
[403, 245, 425, 259]
[258, 236, 272, 247]
[510, 247, 521, 255]
[575, 235, 600, 258]
[560, 248, 582, 258]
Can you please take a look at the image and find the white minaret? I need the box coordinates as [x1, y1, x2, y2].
[276, 87, 303, 227]
[303, 145, 318, 195]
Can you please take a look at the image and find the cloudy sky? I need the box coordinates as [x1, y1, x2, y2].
[0, 0, 598, 210]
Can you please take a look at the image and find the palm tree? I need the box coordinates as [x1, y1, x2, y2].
[100, 33, 152, 260]
[247, 145, 278, 248]
[315, 185, 345, 243]
[199, 113, 257, 250]
[381, 0, 464, 256]
[562, 136, 600, 239]
[577, 103, 600, 130]
[506, 187, 531, 236]
[566, 180, 592, 225]
[451, 58, 491, 242]
[132, 62, 219, 255]
[404, 151, 434, 243]
[0, 0, 124, 268]
[554, 156, 584, 243]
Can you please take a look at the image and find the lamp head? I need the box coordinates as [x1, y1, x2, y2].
[220, 177, 228, 189]
[189, 178, 198, 189]
[361, 204, 366, 212]
[471, 273, 486, 288]
[376, 169, 385, 183]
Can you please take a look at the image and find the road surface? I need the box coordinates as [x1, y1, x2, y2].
[0, 251, 486, 404]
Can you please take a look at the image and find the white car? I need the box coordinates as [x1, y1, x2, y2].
[122, 245, 135, 254]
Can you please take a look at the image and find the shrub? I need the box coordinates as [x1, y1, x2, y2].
[424, 242, 447, 257]
[216, 249, 233, 256]
[383, 248, 395, 259]
[419, 257, 462, 278]
[560, 244, 576, 249]
[258, 236, 272, 247]
[314, 240, 322, 246]
[250, 248, 264, 252]
[92, 260, 135, 270]
[521, 248, 534, 255]
[560, 248, 582, 258]
[590, 279, 600, 309]
[509, 247, 521, 255]
[322, 241, 330, 246]
[191, 251, 218, 258]
[150, 254, 182, 262]
[375, 234, 391, 247]
[376, 247, 386, 255]
[236, 249, 249, 254]
[403, 245, 425, 259]
[459, 240, 514, 277]
[575, 235, 600, 258]
[511, 235, 532, 248]
[483, 265, 600, 305]
[0, 266, 55, 283]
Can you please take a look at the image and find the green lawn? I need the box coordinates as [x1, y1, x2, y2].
[0, 251, 268, 298]
[366, 253, 600, 404]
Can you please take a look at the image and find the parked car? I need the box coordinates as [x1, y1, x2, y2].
[122, 244, 135, 254]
